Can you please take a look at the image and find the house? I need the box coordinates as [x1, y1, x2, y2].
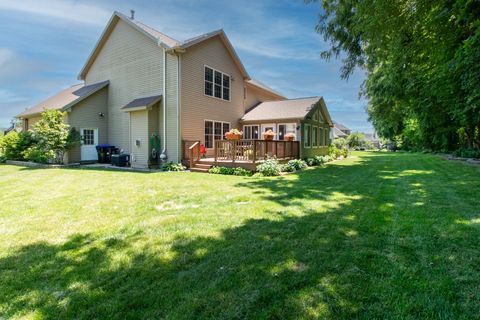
[333, 122, 351, 138]
[17, 11, 334, 170]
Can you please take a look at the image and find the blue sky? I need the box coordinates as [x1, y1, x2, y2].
[0, 0, 372, 132]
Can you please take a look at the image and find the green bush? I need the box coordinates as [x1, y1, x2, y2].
[328, 145, 343, 159]
[208, 166, 252, 176]
[453, 148, 480, 158]
[0, 131, 35, 161]
[256, 158, 281, 176]
[161, 162, 186, 171]
[23, 148, 52, 164]
[288, 159, 308, 170]
[280, 163, 296, 172]
[341, 148, 349, 158]
[333, 138, 347, 149]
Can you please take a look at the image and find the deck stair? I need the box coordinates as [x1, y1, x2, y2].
[190, 162, 212, 173]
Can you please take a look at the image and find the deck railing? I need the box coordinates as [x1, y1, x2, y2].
[214, 139, 299, 163]
[183, 140, 200, 167]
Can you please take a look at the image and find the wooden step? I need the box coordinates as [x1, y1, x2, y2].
[194, 163, 212, 169]
[190, 167, 209, 173]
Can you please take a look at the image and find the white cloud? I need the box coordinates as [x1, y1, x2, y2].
[0, 0, 110, 25]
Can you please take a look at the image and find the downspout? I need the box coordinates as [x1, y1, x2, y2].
[160, 46, 168, 161]
[177, 53, 181, 162]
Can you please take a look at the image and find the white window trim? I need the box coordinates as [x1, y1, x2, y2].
[304, 124, 311, 148]
[204, 119, 231, 150]
[204, 65, 231, 102]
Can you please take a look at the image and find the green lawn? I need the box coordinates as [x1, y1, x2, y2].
[1, 152, 479, 319]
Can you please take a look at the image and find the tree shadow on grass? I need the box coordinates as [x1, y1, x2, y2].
[1, 152, 479, 319]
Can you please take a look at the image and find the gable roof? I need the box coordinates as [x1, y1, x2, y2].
[333, 121, 350, 132]
[246, 79, 285, 99]
[333, 126, 348, 138]
[241, 96, 333, 125]
[79, 12, 249, 80]
[17, 81, 109, 118]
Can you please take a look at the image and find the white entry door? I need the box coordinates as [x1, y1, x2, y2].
[80, 128, 98, 161]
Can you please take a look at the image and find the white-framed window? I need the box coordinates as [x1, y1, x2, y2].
[204, 120, 230, 149]
[304, 124, 311, 148]
[243, 125, 259, 139]
[204, 66, 230, 101]
[278, 123, 296, 140]
[312, 126, 318, 147]
[82, 129, 95, 145]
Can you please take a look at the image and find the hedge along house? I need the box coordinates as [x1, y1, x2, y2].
[17, 11, 334, 169]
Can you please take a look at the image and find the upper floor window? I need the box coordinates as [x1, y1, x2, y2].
[205, 66, 230, 101]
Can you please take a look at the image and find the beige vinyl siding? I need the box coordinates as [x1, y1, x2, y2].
[244, 85, 283, 111]
[84, 19, 164, 155]
[166, 52, 180, 162]
[67, 87, 108, 163]
[148, 102, 160, 161]
[25, 116, 42, 130]
[180, 36, 244, 156]
[130, 110, 149, 168]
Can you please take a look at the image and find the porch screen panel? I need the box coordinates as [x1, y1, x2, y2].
[278, 125, 286, 141]
[312, 126, 318, 147]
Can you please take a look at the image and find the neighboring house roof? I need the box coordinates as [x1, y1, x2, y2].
[122, 95, 162, 112]
[17, 81, 109, 118]
[241, 96, 333, 125]
[333, 121, 350, 132]
[364, 133, 380, 141]
[78, 12, 250, 80]
[333, 127, 348, 138]
[246, 79, 286, 99]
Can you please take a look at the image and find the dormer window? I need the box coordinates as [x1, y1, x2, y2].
[205, 66, 230, 101]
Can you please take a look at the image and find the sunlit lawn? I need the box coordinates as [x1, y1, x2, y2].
[0, 152, 479, 319]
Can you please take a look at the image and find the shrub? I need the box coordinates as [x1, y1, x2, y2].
[341, 148, 349, 158]
[256, 157, 281, 176]
[288, 159, 308, 170]
[208, 166, 253, 176]
[0, 131, 35, 161]
[162, 162, 186, 171]
[453, 148, 480, 158]
[280, 163, 296, 172]
[328, 145, 343, 159]
[333, 138, 347, 149]
[27, 110, 78, 164]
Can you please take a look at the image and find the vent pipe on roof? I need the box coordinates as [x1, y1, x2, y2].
[130, 10, 135, 20]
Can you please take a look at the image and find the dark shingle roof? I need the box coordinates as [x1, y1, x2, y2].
[242, 97, 322, 121]
[18, 81, 109, 117]
[122, 95, 162, 110]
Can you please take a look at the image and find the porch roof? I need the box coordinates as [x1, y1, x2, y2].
[121, 95, 162, 112]
[241, 96, 333, 125]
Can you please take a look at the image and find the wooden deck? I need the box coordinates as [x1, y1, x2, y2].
[183, 139, 300, 171]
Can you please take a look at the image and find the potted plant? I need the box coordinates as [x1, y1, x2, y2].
[284, 133, 295, 141]
[262, 129, 276, 140]
[225, 128, 243, 140]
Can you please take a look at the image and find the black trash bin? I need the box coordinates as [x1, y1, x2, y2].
[111, 154, 130, 167]
[96, 144, 116, 163]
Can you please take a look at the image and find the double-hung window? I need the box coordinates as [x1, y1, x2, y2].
[204, 120, 230, 148]
[243, 125, 259, 139]
[205, 66, 230, 101]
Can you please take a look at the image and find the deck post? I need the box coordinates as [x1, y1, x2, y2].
[252, 140, 257, 163]
[214, 141, 218, 163]
[232, 141, 236, 163]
